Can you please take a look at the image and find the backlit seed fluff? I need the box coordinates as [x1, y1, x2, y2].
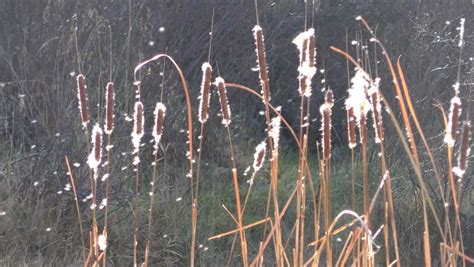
[98, 234, 107, 251]
[253, 141, 266, 172]
[132, 101, 145, 150]
[345, 69, 371, 145]
[105, 82, 115, 135]
[77, 74, 89, 127]
[292, 28, 316, 97]
[444, 96, 461, 147]
[87, 124, 103, 171]
[215, 77, 231, 126]
[269, 116, 281, 157]
[198, 63, 212, 123]
[253, 25, 271, 103]
[153, 102, 166, 149]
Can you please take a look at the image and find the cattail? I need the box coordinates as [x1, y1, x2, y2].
[269, 115, 282, 158]
[359, 113, 368, 145]
[444, 96, 461, 147]
[253, 141, 267, 172]
[308, 34, 316, 68]
[292, 28, 316, 97]
[105, 82, 115, 135]
[453, 121, 471, 177]
[368, 78, 384, 143]
[345, 69, 371, 145]
[77, 74, 89, 127]
[153, 102, 166, 149]
[458, 18, 465, 47]
[347, 107, 357, 149]
[253, 25, 271, 103]
[87, 124, 103, 171]
[132, 101, 145, 151]
[320, 90, 334, 160]
[215, 77, 231, 126]
[198, 62, 212, 123]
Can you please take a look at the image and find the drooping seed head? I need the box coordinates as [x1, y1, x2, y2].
[253, 141, 267, 172]
[453, 121, 471, 177]
[320, 90, 333, 159]
[198, 62, 212, 123]
[153, 102, 166, 149]
[87, 124, 103, 171]
[444, 96, 461, 147]
[253, 25, 271, 103]
[105, 82, 115, 135]
[132, 101, 145, 150]
[215, 77, 231, 126]
[77, 74, 89, 127]
[368, 78, 384, 143]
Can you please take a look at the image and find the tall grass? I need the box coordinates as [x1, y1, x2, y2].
[61, 14, 474, 267]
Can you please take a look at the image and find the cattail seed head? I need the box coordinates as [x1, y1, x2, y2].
[198, 62, 212, 123]
[253, 141, 267, 172]
[215, 77, 231, 126]
[308, 34, 316, 68]
[453, 121, 471, 177]
[293, 28, 317, 97]
[368, 78, 384, 143]
[269, 115, 282, 158]
[320, 90, 333, 160]
[444, 96, 461, 147]
[153, 102, 166, 149]
[87, 124, 103, 171]
[347, 107, 357, 149]
[253, 25, 271, 103]
[345, 69, 371, 145]
[132, 101, 145, 150]
[105, 82, 115, 135]
[77, 74, 90, 127]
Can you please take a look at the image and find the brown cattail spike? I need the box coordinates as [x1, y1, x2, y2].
[453, 121, 471, 178]
[215, 77, 231, 126]
[253, 141, 267, 172]
[77, 74, 89, 127]
[368, 78, 383, 143]
[198, 63, 212, 123]
[105, 82, 115, 135]
[444, 96, 462, 147]
[320, 90, 334, 160]
[132, 101, 145, 150]
[253, 25, 271, 104]
[308, 34, 316, 68]
[153, 102, 166, 150]
[88, 124, 103, 171]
